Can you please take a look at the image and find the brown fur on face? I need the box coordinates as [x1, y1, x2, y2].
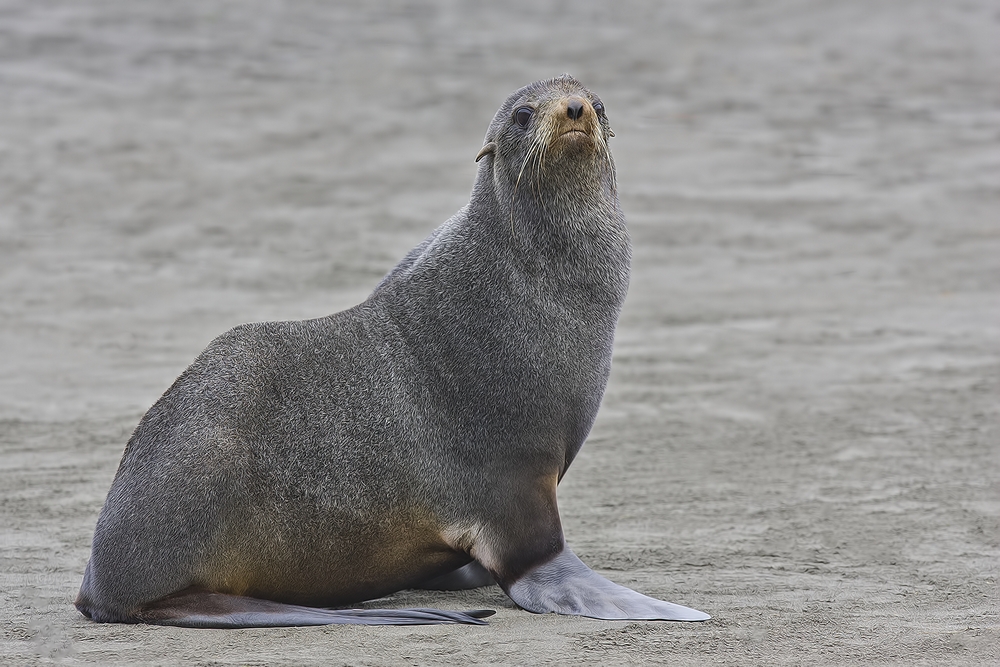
[513, 94, 611, 190]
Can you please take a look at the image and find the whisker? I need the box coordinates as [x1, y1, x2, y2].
[511, 137, 542, 237]
[535, 139, 549, 215]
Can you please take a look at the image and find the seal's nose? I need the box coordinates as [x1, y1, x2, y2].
[566, 98, 585, 120]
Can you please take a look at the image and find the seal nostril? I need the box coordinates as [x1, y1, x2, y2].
[567, 99, 584, 120]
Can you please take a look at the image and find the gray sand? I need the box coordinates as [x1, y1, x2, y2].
[1, 1, 997, 664]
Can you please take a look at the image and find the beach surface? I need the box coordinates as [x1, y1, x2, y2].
[1, 1, 997, 664]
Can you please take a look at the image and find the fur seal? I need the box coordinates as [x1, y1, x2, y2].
[76, 75, 710, 627]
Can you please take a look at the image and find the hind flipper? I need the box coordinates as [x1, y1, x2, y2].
[416, 562, 496, 591]
[506, 548, 710, 622]
[112, 588, 493, 628]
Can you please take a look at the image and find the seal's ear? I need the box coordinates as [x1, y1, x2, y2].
[475, 142, 497, 162]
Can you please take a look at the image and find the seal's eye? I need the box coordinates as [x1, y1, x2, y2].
[593, 101, 605, 115]
[514, 107, 533, 128]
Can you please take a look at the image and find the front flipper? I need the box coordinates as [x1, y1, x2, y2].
[506, 548, 710, 621]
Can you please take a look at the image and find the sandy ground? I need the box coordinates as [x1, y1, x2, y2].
[1, 1, 998, 665]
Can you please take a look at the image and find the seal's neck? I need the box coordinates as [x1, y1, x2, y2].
[470, 160, 628, 287]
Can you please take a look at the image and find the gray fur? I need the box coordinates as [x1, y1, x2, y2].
[76, 75, 707, 626]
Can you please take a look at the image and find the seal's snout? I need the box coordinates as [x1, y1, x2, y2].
[566, 98, 585, 120]
[548, 95, 601, 149]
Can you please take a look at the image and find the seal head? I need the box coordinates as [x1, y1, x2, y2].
[475, 75, 618, 239]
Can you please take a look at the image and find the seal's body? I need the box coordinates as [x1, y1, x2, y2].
[76, 75, 709, 627]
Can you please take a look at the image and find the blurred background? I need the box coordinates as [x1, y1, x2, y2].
[2, 1, 997, 419]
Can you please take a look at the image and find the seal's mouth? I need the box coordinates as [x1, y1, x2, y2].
[553, 127, 598, 154]
[556, 128, 595, 145]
